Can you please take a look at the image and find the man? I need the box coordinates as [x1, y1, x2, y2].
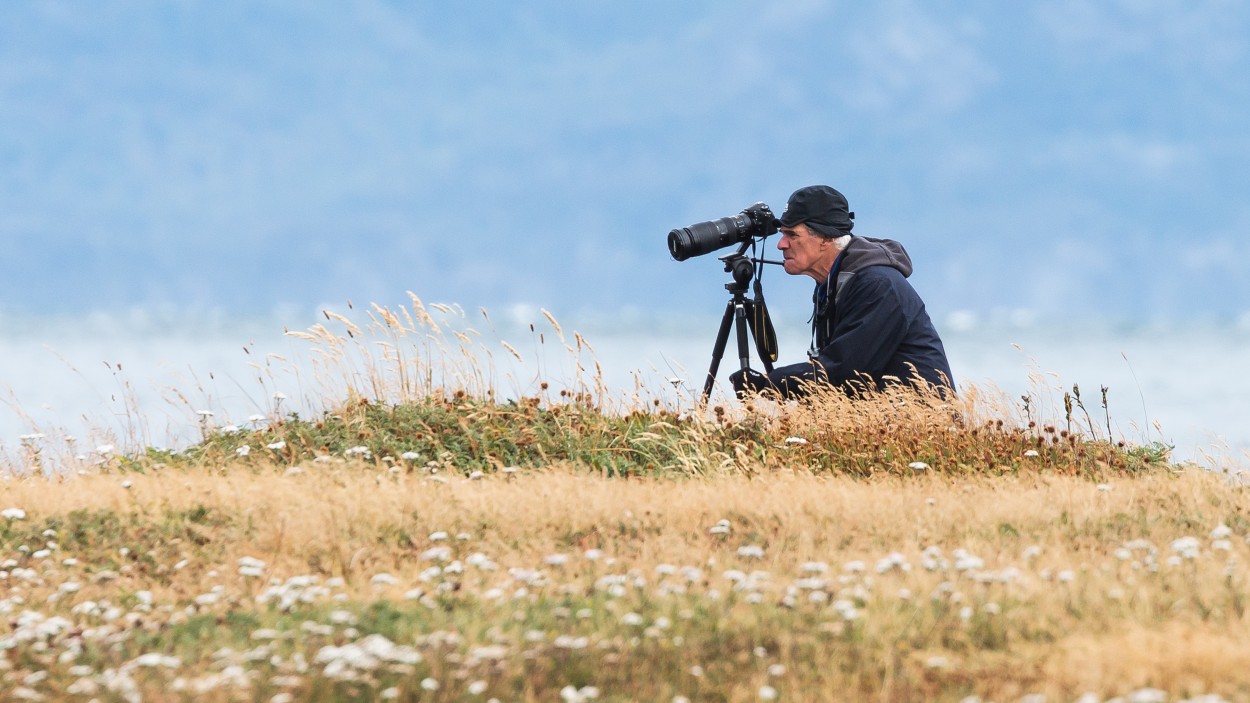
[729, 185, 953, 399]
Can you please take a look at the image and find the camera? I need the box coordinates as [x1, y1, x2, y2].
[667, 202, 779, 261]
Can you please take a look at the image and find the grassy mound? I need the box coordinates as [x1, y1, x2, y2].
[137, 382, 1172, 480]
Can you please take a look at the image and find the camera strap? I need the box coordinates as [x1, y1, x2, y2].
[808, 253, 845, 358]
[748, 254, 779, 364]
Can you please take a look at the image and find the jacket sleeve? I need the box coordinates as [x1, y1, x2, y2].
[766, 270, 911, 397]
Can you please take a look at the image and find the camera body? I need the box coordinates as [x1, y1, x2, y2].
[667, 202, 779, 261]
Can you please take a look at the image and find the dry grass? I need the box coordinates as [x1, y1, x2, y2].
[4, 462, 1250, 701]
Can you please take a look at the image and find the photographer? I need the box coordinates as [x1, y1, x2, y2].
[729, 185, 953, 399]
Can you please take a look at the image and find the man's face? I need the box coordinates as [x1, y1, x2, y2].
[777, 223, 837, 281]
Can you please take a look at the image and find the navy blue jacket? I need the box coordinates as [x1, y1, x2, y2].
[767, 236, 954, 397]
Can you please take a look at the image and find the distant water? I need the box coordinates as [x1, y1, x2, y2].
[3, 308, 1247, 469]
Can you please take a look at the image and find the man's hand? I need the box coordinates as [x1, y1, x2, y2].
[729, 367, 773, 399]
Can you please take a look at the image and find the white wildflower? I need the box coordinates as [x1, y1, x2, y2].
[832, 599, 860, 620]
[1171, 536, 1201, 559]
[465, 552, 497, 570]
[194, 591, 221, 606]
[875, 552, 910, 574]
[131, 652, 181, 668]
[238, 556, 266, 577]
[329, 610, 356, 625]
[1127, 689, 1168, 703]
[737, 545, 765, 559]
[421, 546, 452, 562]
[953, 549, 984, 572]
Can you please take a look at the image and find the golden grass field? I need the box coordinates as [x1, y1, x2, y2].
[2, 298, 1248, 702]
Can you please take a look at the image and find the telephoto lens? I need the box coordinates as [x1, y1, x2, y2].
[667, 203, 777, 261]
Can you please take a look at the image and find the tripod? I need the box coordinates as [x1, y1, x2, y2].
[700, 248, 779, 402]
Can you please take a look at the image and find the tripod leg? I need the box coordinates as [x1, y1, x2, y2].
[734, 301, 752, 373]
[701, 300, 737, 402]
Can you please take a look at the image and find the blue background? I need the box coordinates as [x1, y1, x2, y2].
[4, 1, 1249, 326]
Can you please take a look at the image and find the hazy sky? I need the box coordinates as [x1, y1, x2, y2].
[4, 0, 1249, 325]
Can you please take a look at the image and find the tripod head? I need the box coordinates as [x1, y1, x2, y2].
[719, 252, 756, 293]
[718, 237, 784, 291]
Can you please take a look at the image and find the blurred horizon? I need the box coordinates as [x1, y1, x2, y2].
[3, 304, 1248, 465]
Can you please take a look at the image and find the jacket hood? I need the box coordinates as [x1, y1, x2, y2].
[839, 236, 913, 278]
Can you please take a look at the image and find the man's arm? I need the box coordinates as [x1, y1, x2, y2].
[767, 270, 912, 396]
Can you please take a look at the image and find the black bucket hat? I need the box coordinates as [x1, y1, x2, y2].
[778, 185, 855, 238]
